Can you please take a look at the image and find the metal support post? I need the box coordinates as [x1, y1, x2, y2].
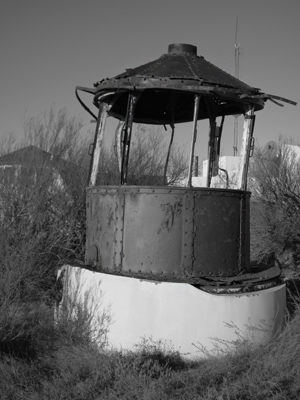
[188, 95, 200, 187]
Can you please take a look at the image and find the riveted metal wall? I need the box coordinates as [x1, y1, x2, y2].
[85, 188, 124, 272]
[85, 186, 250, 280]
[122, 187, 184, 276]
[193, 193, 242, 276]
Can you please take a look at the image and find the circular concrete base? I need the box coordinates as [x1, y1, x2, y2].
[60, 266, 286, 359]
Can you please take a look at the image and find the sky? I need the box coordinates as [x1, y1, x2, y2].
[1, 0, 299, 160]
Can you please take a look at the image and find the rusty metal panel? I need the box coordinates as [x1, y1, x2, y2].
[193, 192, 242, 276]
[88, 44, 265, 125]
[85, 188, 123, 272]
[122, 188, 184, 276]
[112, 190, 125, 273]
[85, 186, 250, 281]
[85, 190, 95, 265]
[241, 194, 250, 272]
[181, 194, 194, 277]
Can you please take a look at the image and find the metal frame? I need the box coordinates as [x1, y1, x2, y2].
[188, 95, 200, 187]
[237, 106, 255, 190]
[120, 94, 137, 185]
[88, 101, 110, 187]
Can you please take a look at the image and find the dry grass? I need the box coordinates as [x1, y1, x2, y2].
[1, 297, 300, 400]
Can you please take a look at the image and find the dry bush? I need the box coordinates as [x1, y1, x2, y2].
[249, 138, 300, 271]
[0, 108, 90, 296]
[0, 108, 92, 366]
[0, 297, 113, 399]
[96, 124, 188, 186]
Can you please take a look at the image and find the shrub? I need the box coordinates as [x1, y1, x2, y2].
[249, 138, 300, 272]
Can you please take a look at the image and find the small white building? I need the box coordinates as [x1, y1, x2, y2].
[192, 156, 240, 189]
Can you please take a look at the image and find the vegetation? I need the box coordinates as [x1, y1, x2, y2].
[0, 108, 89, 309]
[249, 138, 300, 274]
[96, 124, 188, 186]
[0, 294, 300, 399]
[1, 112, 300, 399]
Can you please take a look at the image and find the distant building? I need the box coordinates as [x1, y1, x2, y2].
[192, 144, 300, 189]
[284, 144, 300, 164]
[0, 145, 84, 226]
[0, 145, 80, 190]
[192, 155, 240, 189]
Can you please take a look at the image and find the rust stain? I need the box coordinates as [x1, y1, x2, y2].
[158, 202, 182, 233]
[107, 207, 114, 226]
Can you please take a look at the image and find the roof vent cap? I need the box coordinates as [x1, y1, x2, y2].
[168, 43, 197, 55]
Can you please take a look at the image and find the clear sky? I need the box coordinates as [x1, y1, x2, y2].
[1, 0, 299, 159]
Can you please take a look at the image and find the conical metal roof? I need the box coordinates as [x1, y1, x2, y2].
[113, 43, 253, 91]
[76, 44, 296, 125]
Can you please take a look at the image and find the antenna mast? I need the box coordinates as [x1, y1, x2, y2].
[233, 17, 240, 156]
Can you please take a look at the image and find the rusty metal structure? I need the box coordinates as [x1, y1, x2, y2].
[76, 43, 296, 289]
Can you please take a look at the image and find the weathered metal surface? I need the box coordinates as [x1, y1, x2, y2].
[76, 42, 296, 126]
[78, 43, 296, 285]
[85, 186, 250, 279]
[76, 44, 295, 126]
[203, 265, 281, 284]
[240, 191, 250, 271]
[188, 95, 200, 186]
[192, 194, 244, 276]
[89, 102, 109, 186]
[76, 43, 267, 125]
[85, 188, 124, 271]
[122, 189, 184, 275]
[237, 107, 255, 190]
[182, 194, 194, 277]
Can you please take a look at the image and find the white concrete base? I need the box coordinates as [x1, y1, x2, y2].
[60, 265, 286, 359]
